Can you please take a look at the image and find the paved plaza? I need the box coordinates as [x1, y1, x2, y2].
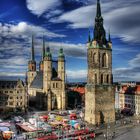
[95, 124, 140, 140]
[114, 126, 140, 140]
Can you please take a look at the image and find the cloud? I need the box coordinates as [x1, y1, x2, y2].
[67, 69, 87, 82]
[0, 56, 27, 66]
[113, 54, 140, 82]
[50, 5, 95, 28]
[45, 10, 63, 19]
[0, 21, 66, 74]
[129, 54, 140, 67]
[50, 0, 140, 43]
[26, 0, 61, 17]
[47, 42, 86, 58]
[0, 21, 66, 79]
[104, 4, 140, 43]
[0, 21, 65, 38]
[0, 72, 25, 77]
[0, 20, 85, 79]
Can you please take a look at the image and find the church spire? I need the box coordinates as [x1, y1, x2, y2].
[31, 34, 35, 61]
[28, 35, 36, 72]
[108, 29, 111, 42]
[94, 0, 107, 45]
[42, 35, 45, 60]
[88, 30, 91, 42]
[96, 0, 101, 17]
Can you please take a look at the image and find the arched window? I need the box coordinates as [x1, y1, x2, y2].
[95, 74, 97, 84]
[56, 83, 58, 88]
[107, 75, 109, 83]
[53, 83, 55, 88]
[100, 74, 103, 84]
[89, 51, 92, 57]
[102, 53, 108, 67]
[93, 53, 96, 63]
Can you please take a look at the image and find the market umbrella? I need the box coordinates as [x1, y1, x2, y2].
[74, 123, 80, 129]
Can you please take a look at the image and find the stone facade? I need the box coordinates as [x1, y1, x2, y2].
[84, 0, 115, 125]
[0, 79, 27, 112]
[27, 36, 66, 111]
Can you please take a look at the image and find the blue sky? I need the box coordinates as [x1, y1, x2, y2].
[0, 0, 140, 82]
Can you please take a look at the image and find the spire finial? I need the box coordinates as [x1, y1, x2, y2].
[42, 35, 45, 60]
[108, 29, 111, 42]
[31, 34, 35, 61]
[96, 0, 101, 17]
[25, 71, 28, 85]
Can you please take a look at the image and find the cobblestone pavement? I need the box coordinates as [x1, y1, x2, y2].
[95, 124, 140, 140]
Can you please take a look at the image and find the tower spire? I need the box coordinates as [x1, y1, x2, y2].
[94, 0, 107, 45]
[108, 29, 111, 42]
[42, 35, 45, 60]
[96, 0, 101, 17]
[31, 34, 35, 61]
[88, 30, 91, 42]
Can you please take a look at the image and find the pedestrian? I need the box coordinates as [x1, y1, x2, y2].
[103, 134, 106, 138]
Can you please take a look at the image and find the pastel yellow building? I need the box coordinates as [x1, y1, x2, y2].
[27, 36, 66, 111]
[0, 79, 27, 112]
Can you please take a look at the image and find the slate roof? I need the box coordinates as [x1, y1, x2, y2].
[30, 71, 43, 89]
[30, 71, 63, 89]
[51, 77, 62, 81]
[0, 80, 24, 89]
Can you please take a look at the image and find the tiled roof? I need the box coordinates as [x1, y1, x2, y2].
[70, 87, 85, 95]
[122, 86, 127, 92]
[136, 85, 140, 92]
[30, 71, 43, 89]
[121, 85, 140, 95]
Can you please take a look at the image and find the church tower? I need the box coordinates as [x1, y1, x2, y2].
[58, 48, 66, 109]
[39, 36, 45, 71]
[85, 0, 115, 125]
[27, 35, 37, 87]
[43, 47, 52, 92]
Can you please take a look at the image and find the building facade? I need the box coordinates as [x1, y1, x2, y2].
[115, 82, 140, 115]
[27, 36, 66, 111]
[84, 0, 115, 125]
[0, 79, 27, 112]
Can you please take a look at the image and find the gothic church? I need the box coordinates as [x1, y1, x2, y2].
[27, 36, 66, 111]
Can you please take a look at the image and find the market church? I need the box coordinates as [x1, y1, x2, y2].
[27, 36, 66, 111]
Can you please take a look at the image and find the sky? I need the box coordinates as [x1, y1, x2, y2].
[0, 0, 140, 82]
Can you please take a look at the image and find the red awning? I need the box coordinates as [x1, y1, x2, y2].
[70, 113, 76, 117]
[42, 116, 48, 119]
[16, 123, 41, 132]
[37, 134, 57, 140]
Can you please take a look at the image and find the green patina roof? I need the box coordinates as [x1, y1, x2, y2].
[59, 48, 64, 58]
[88, 42, 111, 50]
[88, 42, 99, 48]
[45, 52, 52, 57]
[45, 47, 52, 58]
